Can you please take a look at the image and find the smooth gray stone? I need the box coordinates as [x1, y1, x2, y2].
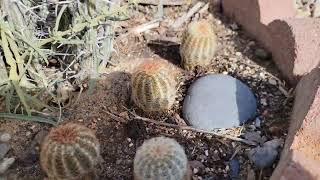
[0, 144, 9, 160]
[248, 146, 278, 168]
[183, 74, 257, 130]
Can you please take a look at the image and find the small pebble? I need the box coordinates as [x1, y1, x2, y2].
[205, 150, 209, 156]
[244, 131, 262, 143]
[268, 78, 277, 85]
[193, 168, 199, 174]
[260, 98, 267, 106]
[0, 133, 11, 143]
[263, 139, 283, 149]
[254, 48, 270, 60]
[255, 117, 261, 128]
[129, 143, 134, 147]
[0, 157, 15, 174]
[0, 144, 10, 160]
[230, 23, 239, 30]
[248, 146, 278, 168]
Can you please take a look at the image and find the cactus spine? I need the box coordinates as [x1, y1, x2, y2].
[180, 20, 218, 70]
[131, 59, 179, 112]
[40, 123, 100, 180]
[133, 136, 190, 180]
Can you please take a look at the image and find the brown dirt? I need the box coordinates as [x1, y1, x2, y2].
[0, 2, 294, 180]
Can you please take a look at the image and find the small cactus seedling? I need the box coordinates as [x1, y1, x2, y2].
[40, 123, 100, 180]
[134, 136, 190, 180]
[180, 20, 218, 70]
[131, 59, 179, 112]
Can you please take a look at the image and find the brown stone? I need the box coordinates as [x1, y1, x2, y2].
[222, 0, 296, 50]
[271, 67, 320, 180]
[268, 18, 320, 84]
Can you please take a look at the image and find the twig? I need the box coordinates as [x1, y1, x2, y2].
[117, 19, 161, 39]
[171, 1, 205, 28]
[138, 0, 186, 6]
[110, 109, 256, 146]
[198, 3, 209, 14]
[131, 19, 161, 34]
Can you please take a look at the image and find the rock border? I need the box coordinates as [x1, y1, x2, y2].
[222, 0, 320, 179]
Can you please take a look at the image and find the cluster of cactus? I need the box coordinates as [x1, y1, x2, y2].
[134, 136, 190, 180]
[40, 123, 101, 180]
[180, 20, 218, 70]
[131, 59, 179, 112]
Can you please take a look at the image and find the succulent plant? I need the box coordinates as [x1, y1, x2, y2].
[40, 123, 101, 180]
[133, 136, 190, 180]
[131, 59, 179, 112]
[180, 20, 218, 70]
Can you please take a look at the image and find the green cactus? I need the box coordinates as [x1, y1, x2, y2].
[131, 59, 179, 112]
[134, 136, 190, 180]
[40, 123, 100, 180]
[180, 20, 218, 70]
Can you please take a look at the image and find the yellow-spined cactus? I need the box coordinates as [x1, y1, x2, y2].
[180, 20, 218, 70]
[40, 123, 100, 180]
[134, 136, 190, 180]
[131, 59, 179, 112]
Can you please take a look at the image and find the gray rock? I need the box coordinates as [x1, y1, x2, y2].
[254, 48, 270, 60]
[0, 133, 11, 143]
[263, 139, 283, 149]
[0, 144, 9, 160]
[244, 131, 262, 143]
[255, 117, 261, 128]
[229, 159, 240, 179]
[248, 146, 278, 168]
[0, 158, 15, 174]
[183, 74, 257, 130]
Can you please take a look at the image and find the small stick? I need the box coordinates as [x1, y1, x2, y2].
[171, 1, 205, 28]
[110, 109, 256, 146]
[198, 3, 209, 14]
[132, 19, 160, 34]
[117, 19, 161, 40]
[138, 0, 186, 6]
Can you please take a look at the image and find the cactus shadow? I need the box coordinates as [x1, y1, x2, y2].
[147, 40, 181, 66]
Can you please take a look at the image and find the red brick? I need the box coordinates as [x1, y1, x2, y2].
[267, 18, 320, 83]
[271, 67, 320, 180]
[222, 0, 296, 50]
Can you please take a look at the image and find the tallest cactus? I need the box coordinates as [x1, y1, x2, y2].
[180, 20, 218, 70]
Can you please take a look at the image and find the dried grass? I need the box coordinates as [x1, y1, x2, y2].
[0, 0, 137, 124]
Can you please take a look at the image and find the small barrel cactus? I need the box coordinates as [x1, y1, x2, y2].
[134, 136, 190, 180]
[131, 59, 179, 112]
[180, 20, 218, 70]
[40, 123, 100, 180]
